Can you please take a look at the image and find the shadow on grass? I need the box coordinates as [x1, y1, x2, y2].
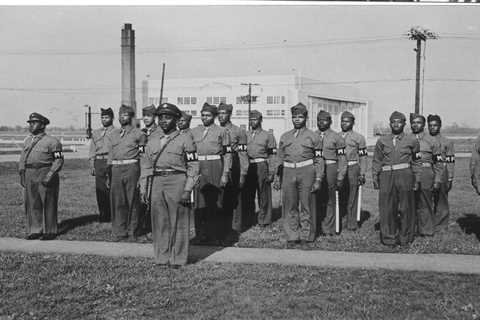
[457, 214, 480, 241]
[188, 245, 224, 264]
[358, 210, 372, 228]
[57, 214, 100, 235]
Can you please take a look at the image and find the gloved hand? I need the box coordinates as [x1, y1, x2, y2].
[358, 174, 366, 186]
[220, 174, 229, 188]
[273, 175, 281, 191]
[373, 178, 380, 190]
[447, 180, 453, 192]
[311, 180, 321, 193]
[336, 179, 344, 190]
[180, 191, 191, 206]
[413, 181, 420, 192]
[19, 171, 25, 188]
[239, 174, 246, 189]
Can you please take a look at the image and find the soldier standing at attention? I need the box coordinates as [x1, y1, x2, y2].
[106, 105, 147, 241]
[89, 107, 115, 222]
[141, 105, 159, 138]
[410, 113, 444, 236]
[339, 111, 368, 231]
[316, 110, 347, 235]
[428, 114, 455, 230]
[178, 111, 193, 137]
[218, 102, 249, 241]
[470, 134, 480, 195]
[274, 103, 323, 245]
[140, 103, 199, 266]
[19, 113, 64, 240]
[190, 103, 232, 244]
[372, 111, 421, 246]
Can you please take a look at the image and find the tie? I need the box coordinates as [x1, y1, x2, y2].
[102, 128, 107, 137]
[393, 135, 397, 147]
[251, 131, 256, 140]
[320, 132, 325, 140]
[294, 130, 299, 138]
[120, 129, 125, 138]
[202, 127, 209, 139]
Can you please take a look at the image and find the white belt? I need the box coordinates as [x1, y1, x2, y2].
[325, 160, 337, 165]
[382, 163, 410, 171]
[95, 154, 108, 160]
[112, 159, 138, 165]
[249, 158, 267, 164]
[347, 160, 358, 166]
[421, 162, 432, 168]
[283, 159, 313, 168]
[198, 154, 221, 161]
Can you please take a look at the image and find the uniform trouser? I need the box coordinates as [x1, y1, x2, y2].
[223, 154, 244, 233]
[94, 159, 111, 222]
[151, 173, 189, 265]
[110, 162, 141, 237]
[434, 168, 450, 230]
[378, 168, 416, 246]
[243, 161, 272, 227]
[317, 163, 338, 235]
[195, 159, 225, 240]
[416, 166, 435, 236]
[24, 167, 59, 235]
[339, 164, 360, 230]
[282, 165, 316, 241]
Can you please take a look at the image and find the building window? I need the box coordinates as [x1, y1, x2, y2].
[191, 97, 197, 105]
[236, 110, 249, 116]
[191, 110, 197, 116]
[267, 96, 286, 105]
[177, 97, 196, 105]
[266, 109, 285, 117]
[177, 97, 183, 105]
[206, 96, 227, 105]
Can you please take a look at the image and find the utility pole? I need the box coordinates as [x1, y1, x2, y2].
[240, 83, 260, 130]
[407, 27, 437, 114]
[84, 104, 92, 139]
[159, 63, 166, 106]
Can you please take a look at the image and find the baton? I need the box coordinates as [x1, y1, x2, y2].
[335, 190, 340, 234]
[356, 186, 362, 222]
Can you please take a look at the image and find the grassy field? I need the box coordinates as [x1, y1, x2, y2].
[1, 158, 479, 254]
[1, 252, 479, 320]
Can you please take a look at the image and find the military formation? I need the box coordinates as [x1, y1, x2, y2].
[18, 101, 480, 265]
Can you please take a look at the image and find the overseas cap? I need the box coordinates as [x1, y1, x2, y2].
[409, 113, 425, 123]
[218, 102, 233, 114]
[291, 102, 308, 116]
[249, 110, 262, 119]
[427, 114, 442, 124]
[317, 110, 331, 120]
[180, 111, 192, 121]
[27, 112, 50, 125]
[341, 111, 355, 120]
[119, 105, 135, 116]
[389, 111, 406, 121]
[100, 107, 114, 117]
[157, 103, 181, 118]
[201, 102, 218, 115]
[142, 105, 157, 116]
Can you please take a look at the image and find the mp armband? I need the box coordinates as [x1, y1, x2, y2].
[314, 149, 323, 158]
[185, 151, 199, 162]
[445, 155, 455, 163]
[267, 147, 277, 155]
[237, 144, 247, 152]
[53, 151, 63, 159]
[336, 147, 346, 156]
[358, 148, 368, 157]
[414, 152, 422, 160]
[433, 154, 443, 163]
[223, 145, 233, 154]
[138, 145, 145, 154]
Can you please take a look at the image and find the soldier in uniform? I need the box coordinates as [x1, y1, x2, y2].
[140, 103, 200, 266]
[217, 103, 249, 240]
[106, 105, 147, 241]
[141, 105, 158, 138]
[19, 113, 64, 240]
[316, 110, 347, 235]
[372, 111, 421, 246]
[428, 114, 455, 230]
[410, 113, 444, 236]
[338, 111, 368, 231]
[89, 107, 115, 222]
[190, 102, 232, 244]
[178, 111, 193, 137]
[243, 110, 277, 227]
[274, 103, 324, 245]
[470, 135, 480, 195]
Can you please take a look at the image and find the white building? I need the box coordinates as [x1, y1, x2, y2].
[142, 74, 370, 141]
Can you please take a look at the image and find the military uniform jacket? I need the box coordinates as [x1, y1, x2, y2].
[142, 124, 159, 140]
[19, 132, 64, 178]
[190, 124, 232, 176]
[372, 132, 421, 181]
[89, 125, 114, 160]
[277, 127, 324, 180]
[140, 129, 200, 192]
[340, 129, 368, 176]
[415, 132, 444, 184]
[247, 128, 277, 176]
[179, 128, 194, 139]
[431, 134, 455, 181]
[317, 128, 347, 181]
[106, 125, 147, 164]
[470, 135, 480, 181]
[223, 122, 249, 176]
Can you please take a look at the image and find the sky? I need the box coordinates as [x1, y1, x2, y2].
[0, 4, 479, 128]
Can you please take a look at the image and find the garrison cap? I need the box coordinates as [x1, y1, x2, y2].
[201, 102, 218, 115]
[427, 114, 442, 124]
[341, 111, 355, 120]
[142, 105, 157, 116]
[180, 111, 192, 121]
[290, 103, 308, 116]
[157, 103, 181, 118]
[27, 112, 50, 125]
[218, 102, 233, 114]
[100, 107, 114, 117]
[119, 105, 135, 116]
[249, 110, 262, 119]
[389, 111, 406, 122]
[317, 110, 331, 120]
[409, 113, 425, 123]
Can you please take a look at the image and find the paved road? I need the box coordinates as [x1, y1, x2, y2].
[1, 237, 479, 274]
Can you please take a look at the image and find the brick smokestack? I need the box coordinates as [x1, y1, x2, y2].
[121, 23, 136, 113]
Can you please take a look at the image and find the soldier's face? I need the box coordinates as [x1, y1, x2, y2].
[428, 120, 441, 136]
[142, 115, 155, 127]
[28, 121, 45, 135]
[119, 113, 132, 126]
[101, 115, 113, 127]
[250, 117, 261, 130]
[177, 117, 190, 130]
[390, 119, 406, 134]
[159, 114, 177, 132]
[410, 117, 425, 134]
[341, 117, 354, 132]
[317, 118, 331, 131]
[201, 111, 215, 126]
[292, 113, 307, 129]
[217, 110, 231, 125]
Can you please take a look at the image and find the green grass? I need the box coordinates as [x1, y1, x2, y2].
[1, 158, 479, 254]
[1, 252, 479, 320]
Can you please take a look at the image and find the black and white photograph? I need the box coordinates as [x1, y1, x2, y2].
[1, 1, 480, 319]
